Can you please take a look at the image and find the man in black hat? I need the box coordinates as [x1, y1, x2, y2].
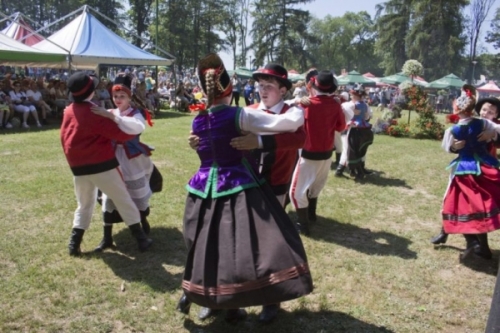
[60, 72, 152, 256]
[229, 63, 306, 323]
[289, 70, 345, 235]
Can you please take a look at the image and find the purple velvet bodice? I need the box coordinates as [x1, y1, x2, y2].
[186, 105, 261, 198]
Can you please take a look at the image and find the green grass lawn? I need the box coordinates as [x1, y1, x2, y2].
[0, 110, 498, 333]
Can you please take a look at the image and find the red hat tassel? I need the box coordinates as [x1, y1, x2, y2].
[144, 109, 154, 127]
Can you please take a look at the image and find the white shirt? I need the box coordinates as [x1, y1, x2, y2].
[26, 90, 42, 102]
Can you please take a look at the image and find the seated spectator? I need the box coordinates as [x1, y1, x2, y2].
[174, 82, 190, 112]
[157, 82, 169, 98]
[0, 85, 13, 129]
[9, 80, 41, 128]
[50, 80, 69, 115]
[95, 81, 113, 109]
[135, 81, 155, 115]
[26, 81, 51, 125]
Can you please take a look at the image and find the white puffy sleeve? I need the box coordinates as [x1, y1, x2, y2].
[441, 127, 455, 153]
[239, 106, 304, 134]
[113, 111, 146, 135]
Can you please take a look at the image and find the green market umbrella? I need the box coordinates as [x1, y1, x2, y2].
[427, 74, 465, 89]
[289, 72, 306, 83]
[336, 70, 376, 86]
[380, 72, 428, 87]
[227, 67, 253, 80]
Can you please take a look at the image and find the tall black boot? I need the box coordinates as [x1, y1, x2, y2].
[296, 208, 310, 236]
[141, 216, 150, 235]
[475, 233, 493, 259]
[335, 152, 341, 165]
[94, 225, 114, 252]
[68, 228, 85, 256]
[129, 223, 153, 252]
[361, 161, 373, 175]
[335, 164, 345, 177]
[461, 234, 480, 260]
[308, 197, 318, 222]
[430, 228, 448, 244]
[176, 293, 191, 314]
[355, 165, 365, 181]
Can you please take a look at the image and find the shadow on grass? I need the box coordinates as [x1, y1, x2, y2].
[435, 245, 499, 276]
[354, 170, 412, 189]
[306, 216, 417, 259]
[97, 226, 186, 292]
[183, 309, 394, 333]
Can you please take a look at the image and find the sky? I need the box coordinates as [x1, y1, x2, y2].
[220, 0, 500, 70]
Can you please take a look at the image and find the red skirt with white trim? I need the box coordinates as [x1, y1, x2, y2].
[442, 165, 500, 234]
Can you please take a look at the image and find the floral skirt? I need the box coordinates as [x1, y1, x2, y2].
[181, 183, 313, 309]
[442, 165, 500, 234]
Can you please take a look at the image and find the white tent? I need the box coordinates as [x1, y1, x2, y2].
[1, 12, 44, 46]
[33, 9, 174, 69]
[0, 32, 68, 67]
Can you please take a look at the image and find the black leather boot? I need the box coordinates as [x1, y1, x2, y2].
[225, 308, 247, 323]
[68, 228, 85, 256]
[141, 216, 150, 235]
[296, 208, 310, 236]
[475, 233, 493, 259]
[308, 197, 318, 222]
[361, 162, 373, 175]
[335, 152, 341, 165]
[129, 223, 153, 252]
[461, 234, 480, 260]
[198, 307, 221, 320]
[430, 228, 448, 244]
[176, 293, 191, 314]
[335, 165, 345, 177]
[355, 165, 365, 180]
[258, 304, 280, 324]
[94, 225, 114, 252]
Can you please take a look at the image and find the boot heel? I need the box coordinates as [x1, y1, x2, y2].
[176, 293, 191, 314]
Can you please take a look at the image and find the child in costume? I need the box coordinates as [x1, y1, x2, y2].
[289, 70, 345, 235]
[335, 87, 373, 179]
[185, 62, 308, 324]
[90, 74, 156, 252]
[431, 96, 500, 248]
[439, 87, 500, 259]
[60, 72, 152, 256]
[177, 53, 313, 323]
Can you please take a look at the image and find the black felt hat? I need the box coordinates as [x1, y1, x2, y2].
[475, 97, 500, 117]
[310, 70, 338, 94]
[68, 72, 98, 102]
[114, 73, 132, 90]
[252, 63, 292, 90]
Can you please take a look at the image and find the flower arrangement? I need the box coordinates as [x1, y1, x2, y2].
[402, 59, 423, 78]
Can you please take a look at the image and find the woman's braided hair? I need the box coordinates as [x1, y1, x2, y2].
[205, 69, 216, 107]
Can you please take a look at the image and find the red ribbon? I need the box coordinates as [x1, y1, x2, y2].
[72, 77, 93, 96]
[257, 68, 287, 79]
[311, 77, 332, 90]
[112, 84, 131, 97]
[144, 109, 154, 127]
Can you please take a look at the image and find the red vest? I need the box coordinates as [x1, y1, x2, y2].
[248, 103, 306, 194]
[301, 96, 346, 160]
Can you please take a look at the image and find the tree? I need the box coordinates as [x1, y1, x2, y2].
[128, 0, 154, 47]
[374, 0, 413, 76]
[486, 7, 500, 50]
[406, 0, 468, 81]
[466, 0, 496, 83]
[250, 0, 316, 70]
[307, 12, 381, 75]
